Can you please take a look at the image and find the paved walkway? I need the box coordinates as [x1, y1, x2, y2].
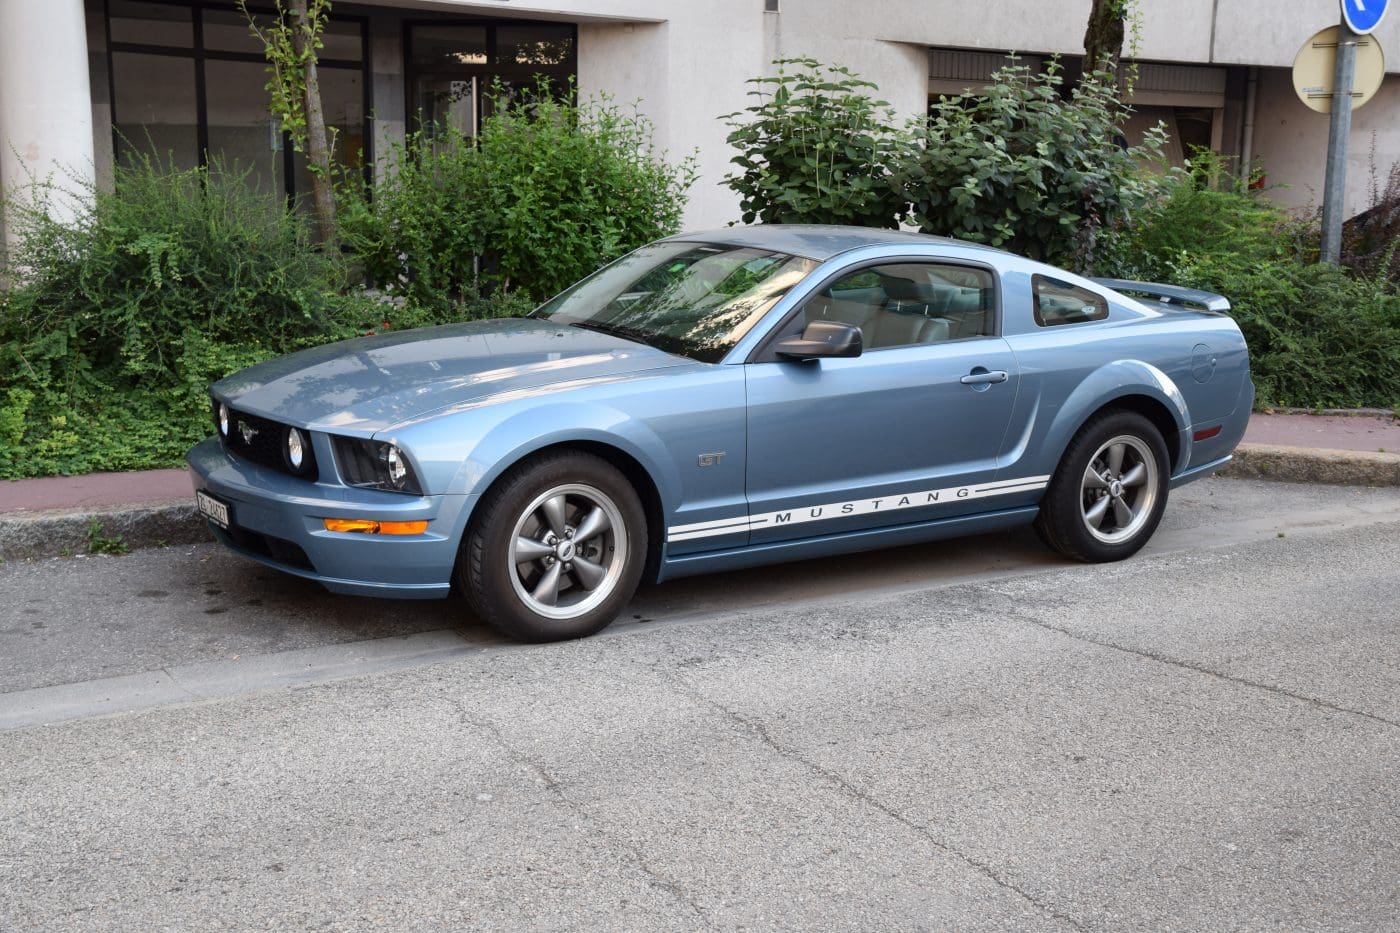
[0, 468, 190, 515]
[1243, 412, 1400, 453]
[0, 412, 1396, 516]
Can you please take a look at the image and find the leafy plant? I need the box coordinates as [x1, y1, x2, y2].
[721, 58, 909, 228]
[1162, 254, 1400, 409]
[0, 156, 387, 479]
[239, 0, 338, 241]
[340, 82, 696, 307]
[1099, 153, 1400, 409]
[85, 519, 129, 556]
[894, 58, 1166, 270]
[1097, 150, 1304, 281]
[1343, 157, 1400, 285]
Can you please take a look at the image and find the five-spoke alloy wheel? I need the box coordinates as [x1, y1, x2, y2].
[508, 483, 628, 620]
[1079, 434, 1160, 546]
[459, 451, 647, 642]
[1036, 410, 1170, 562]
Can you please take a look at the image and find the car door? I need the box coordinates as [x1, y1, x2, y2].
[743, 259, 1023, 546]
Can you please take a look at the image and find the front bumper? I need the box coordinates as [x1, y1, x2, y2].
[187, 438, 473, 599]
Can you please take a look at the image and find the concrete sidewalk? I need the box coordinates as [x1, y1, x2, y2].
[0, 468, 190, 515]
[1, 411, 1397, 559]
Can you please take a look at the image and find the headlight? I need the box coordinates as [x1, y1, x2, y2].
[216, 402, 229, 436]
[285, 427, 307, 472]
[331, 436, 423, 495]
[384, 445, 407, 486]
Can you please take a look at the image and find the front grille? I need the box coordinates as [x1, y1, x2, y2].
[216, 403, 319, 480]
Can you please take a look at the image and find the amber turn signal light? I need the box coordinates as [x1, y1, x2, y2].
[323, 518, 428, 535]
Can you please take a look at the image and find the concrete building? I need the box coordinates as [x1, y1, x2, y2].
[2, 0, 1399, 237]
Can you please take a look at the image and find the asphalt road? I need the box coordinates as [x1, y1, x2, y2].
[1, 477, 1399, 931]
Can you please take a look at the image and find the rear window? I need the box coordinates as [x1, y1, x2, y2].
[1033, 275, 1109, 327]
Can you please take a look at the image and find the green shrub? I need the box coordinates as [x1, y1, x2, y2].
[340, 82, 696, 308]
[894, 59, 1166, 269]
[1161, 254, 1400, 409]
[1098, 151, 1304, 280]
[721, 57, 910, 227]
[1098, 153, 1400, 409]
[1342, 159, 1400, 285]
[0, 157, 388, 479]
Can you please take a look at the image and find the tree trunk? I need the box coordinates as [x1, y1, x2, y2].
[288, 0, 336, 243]
[1083, 0, 1127, 76]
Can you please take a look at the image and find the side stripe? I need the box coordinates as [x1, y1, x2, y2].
[666, 475, 1050, 543]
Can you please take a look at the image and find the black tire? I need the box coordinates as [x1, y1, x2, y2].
[1034, 410, 1170, 563]
[457, 451, 647, 642]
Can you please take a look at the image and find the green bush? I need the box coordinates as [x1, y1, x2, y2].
[0, 157, 390, 479]
[1098, 152, 1305, 280]
[1162, 254, 1400, 409]
[1342, 159, 1400, 285]
[340, 82, 696, 308]
[721, 58, 909, 227]
[1101, 159, 1400, 409]
[895, 59, 1167, 269]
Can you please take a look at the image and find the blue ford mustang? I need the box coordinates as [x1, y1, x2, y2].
[189, 225, 1252, 641]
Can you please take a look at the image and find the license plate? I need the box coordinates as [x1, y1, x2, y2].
[196, 490, 230, 530]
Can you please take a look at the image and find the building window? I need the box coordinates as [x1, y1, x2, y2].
[405, 21, 576, 139]
[104, 0, 369, 203]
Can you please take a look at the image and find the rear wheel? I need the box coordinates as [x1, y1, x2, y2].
[1034, 411, 1169, 563]
[459, 452, 647, 642]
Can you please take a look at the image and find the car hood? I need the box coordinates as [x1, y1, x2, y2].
[213, 318, 696, 435]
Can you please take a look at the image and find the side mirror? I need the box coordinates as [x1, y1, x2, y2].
[773, 321, 863, 360]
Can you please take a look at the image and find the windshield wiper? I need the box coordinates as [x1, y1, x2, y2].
[566, 319, 656, 348]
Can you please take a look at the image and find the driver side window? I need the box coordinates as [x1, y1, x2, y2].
[802, 262, 996, 351]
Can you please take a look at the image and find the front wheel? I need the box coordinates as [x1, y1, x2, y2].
[1034, 411, 1170, 563]
[458, 452, 647, 642]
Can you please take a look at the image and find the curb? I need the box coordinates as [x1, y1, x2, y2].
[0, 501, 206, 562]
[1218, 443, 1400, 487]
[2, 444, 1397, 562]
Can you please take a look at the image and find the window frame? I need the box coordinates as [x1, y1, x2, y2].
[747, 256, 1003, 363]
[1031, 274, 1111, 328]
[103, 0, 372, 201]
[402, 18, 579, 135]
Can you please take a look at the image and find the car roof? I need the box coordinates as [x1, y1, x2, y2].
[661, 224, 1010, 262]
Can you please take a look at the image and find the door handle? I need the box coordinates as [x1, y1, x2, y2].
[960, 369, 1008, 385]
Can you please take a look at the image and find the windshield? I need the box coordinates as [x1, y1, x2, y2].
[536, 242, 818, 363]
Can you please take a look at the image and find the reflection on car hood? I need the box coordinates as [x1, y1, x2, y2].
[212, 318, 695, 434]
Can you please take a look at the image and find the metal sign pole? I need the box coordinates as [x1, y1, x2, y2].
[1320, 20, 1358, 264]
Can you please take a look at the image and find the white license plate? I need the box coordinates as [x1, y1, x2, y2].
[196, 490, 230, 530]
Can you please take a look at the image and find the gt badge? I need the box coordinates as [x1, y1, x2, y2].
[697, 452, 726, 467]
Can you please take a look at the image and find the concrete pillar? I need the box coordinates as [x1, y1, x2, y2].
[368, 12, 405, 183]
[0, 0, 97, 237]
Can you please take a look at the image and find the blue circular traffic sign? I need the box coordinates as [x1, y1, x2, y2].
[1342, 0, 1389, 34]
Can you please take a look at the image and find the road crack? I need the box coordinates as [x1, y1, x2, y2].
[453, 699, 710, 924]
[1014, 614, 1400, 732]
[678, 687, 1088, 932]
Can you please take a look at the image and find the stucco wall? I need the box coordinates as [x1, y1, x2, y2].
[10, 0, 1398, 244]
[580, 3, 768, 229]
[575, 0, 1400, 229]
[451, 0, 1400, 70]
[1251, 68, 1400, 218]
[1213, 0, 1400, 69]
[582, 4, 936, 228]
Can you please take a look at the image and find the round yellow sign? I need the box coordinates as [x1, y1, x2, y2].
[1292, 25, 1388, 114]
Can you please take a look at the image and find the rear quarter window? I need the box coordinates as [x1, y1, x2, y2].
[1033, 275, 1109, 327]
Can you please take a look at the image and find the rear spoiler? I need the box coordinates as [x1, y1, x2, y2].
[1090, 278, 1231, 314]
